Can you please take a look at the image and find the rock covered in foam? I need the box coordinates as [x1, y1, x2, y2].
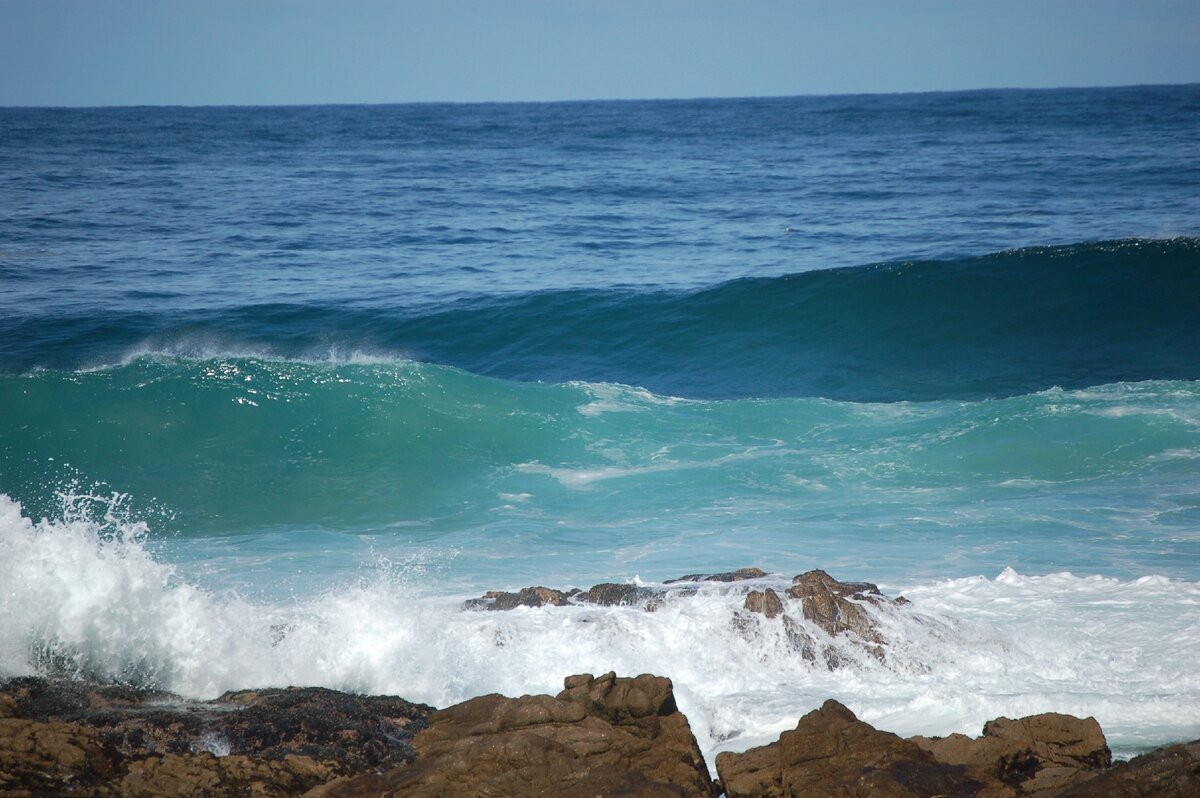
[743, 587, 784, 619]
[462, 566, 909, 667]
[735, 569, 907, 667]
[315, 671, 717, 797]
[577, 582, 666, 609]
[785, 568, 894, 641]
[665, 567, 768, 583]
[462, 586, 579, 610]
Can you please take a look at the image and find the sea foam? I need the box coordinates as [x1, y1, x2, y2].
[2, 494, 1197, 762]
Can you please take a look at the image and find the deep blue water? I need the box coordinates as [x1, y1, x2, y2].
[1, 86, 1199, 755]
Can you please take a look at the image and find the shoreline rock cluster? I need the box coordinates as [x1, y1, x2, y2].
[2, 673, 1197, 797]
[466, 567, 910, 668]
[2, 569, 1196, 796]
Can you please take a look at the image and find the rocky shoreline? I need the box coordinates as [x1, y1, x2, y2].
[2, 673, 1197, 797]
[2, 570, 1197, 796]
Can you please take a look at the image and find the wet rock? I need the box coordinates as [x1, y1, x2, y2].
[2, 678, 432, 772]
[212, 687, 432, 771]
[785, 569, 893, 642]
[780, 615, 820, 663]
[463, 586, 578, 611]
[578, 582, 665, 610]
[0, 677, 434, 796]
[1056, 739, 1200, 797]
[665, 567, 768, 584]
[715, 699, 980, 798]
[119, 751, 336, 798]
[912, 713, 1111, 796]
[338, 672, 717, 798]
[743, 587, 784, 619]
[0, 717, 124, 796]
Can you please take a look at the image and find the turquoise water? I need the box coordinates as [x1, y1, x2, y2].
[1, 86, 1198, 759]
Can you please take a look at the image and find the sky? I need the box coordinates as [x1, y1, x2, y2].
[1, 0, 1198, 106]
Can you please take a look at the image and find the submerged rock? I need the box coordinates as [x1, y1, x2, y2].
[463, 581, 666, 611]
[665, 567, 768, 583]
[577, 582, 665, 609]
[462, 586, 578, 610]
[465, 567, 911, 668]
[318, 671, 717, 798]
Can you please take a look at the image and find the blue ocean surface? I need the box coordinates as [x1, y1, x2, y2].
[2, 85, 1199, 761]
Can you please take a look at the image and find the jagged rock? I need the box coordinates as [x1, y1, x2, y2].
[463, 581, 668, 612]
[665, 567, 768, 584]
[0, 717, 124, 796]
[780, 615, 820, 663]
[743, 588, 784, 619]
[1056, 739, 1200, 797]
[463, 586, 578, 611]
[718, 700, 1117, 798]
[912, 713, 1111, 796]
[327, 672, 717, 797]
[715, 699, 980, 797]
[119, 751, 336, 797]
[212, 687, 431, 770]
[0, 677, 434, 797]
[578, 583, 665, 610]
[1, 678, 432, 773]
[785, 569, 892, 643]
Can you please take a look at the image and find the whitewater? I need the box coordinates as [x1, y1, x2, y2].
[2, 85, 1199, 764]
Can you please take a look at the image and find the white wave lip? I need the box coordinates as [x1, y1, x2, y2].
[1, 493, 1198, 764]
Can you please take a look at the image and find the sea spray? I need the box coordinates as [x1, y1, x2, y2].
[2, 495, 1197, 761]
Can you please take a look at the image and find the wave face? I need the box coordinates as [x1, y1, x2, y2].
[2, 494, 1197, 761]
[2, 358, 1197, 589]
[4, 238, 1199, 401]
[3, 90, 1199, 760]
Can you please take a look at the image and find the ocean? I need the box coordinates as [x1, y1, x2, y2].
[1, 85, 1198, 762]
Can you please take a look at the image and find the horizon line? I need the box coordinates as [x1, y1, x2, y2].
[2, 80, 1196, 111]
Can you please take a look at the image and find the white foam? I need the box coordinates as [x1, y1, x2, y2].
[1, 494, 1197, 765]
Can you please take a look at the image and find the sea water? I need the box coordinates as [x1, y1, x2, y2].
[1, 86, 1199, 762]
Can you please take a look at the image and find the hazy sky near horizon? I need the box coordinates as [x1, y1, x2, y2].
[2, 0, 1198, 106]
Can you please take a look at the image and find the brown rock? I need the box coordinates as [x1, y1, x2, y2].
[1056, 739, 1200, 797]
[715, 699, 980, 798]
[357, 672, 717, 797]
[912, 712, 1111, 796]
[119, 751, 337, 798]
[578, 583, 665, 610]
[785, 569, 891, 642]
[0, 717, 124, 796]
[463, 586, 578, 611]
[665, 568, 768, 584]
[212, 686, 431, 771]
[0, 677, 432, 774]
[743, 588, 784, 619]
